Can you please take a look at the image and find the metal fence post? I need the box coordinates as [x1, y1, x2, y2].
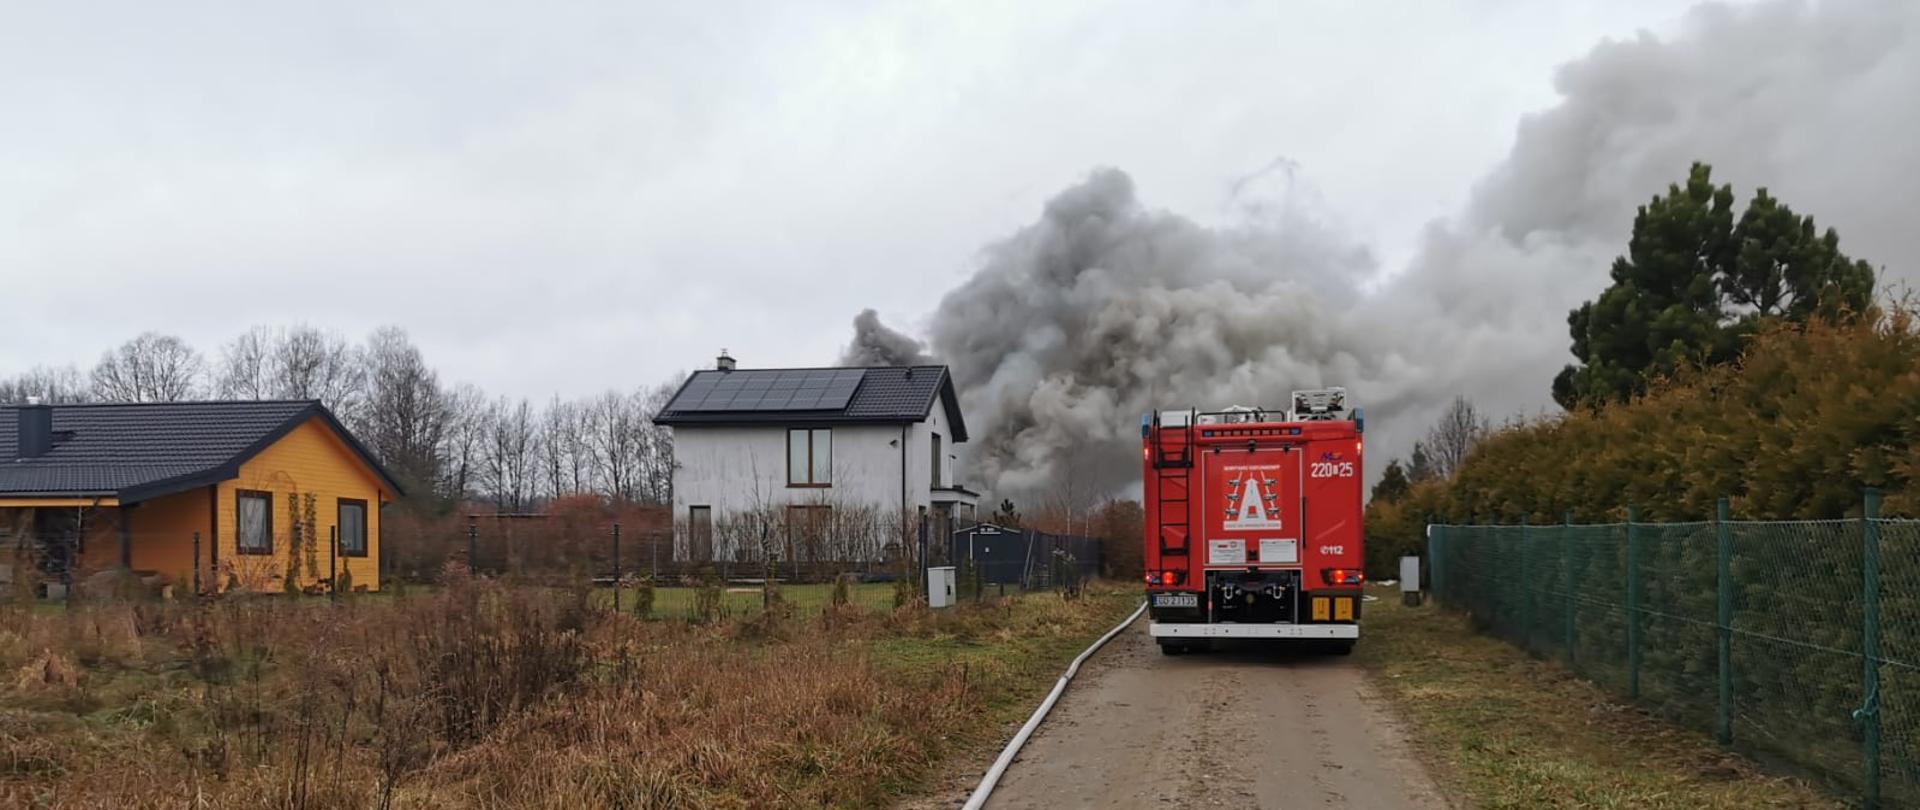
[1521, 517, 1533, 649]
[1862, 488, 1883, 810]
[1564, 510, 1577, 665]
[192, 531, 202, 597]
[329, 526, 338, 603]
[612, 522, 623, 614]
[1626, 506, 1642, 700]
[466, 516, 478, 572]
[1715, 496, 1733, 746]
[1430, 523, 1445, 604]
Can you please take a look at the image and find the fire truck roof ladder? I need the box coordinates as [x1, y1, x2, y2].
[1290, 387, 1349, 421]
[1150, 409, 1194, 557]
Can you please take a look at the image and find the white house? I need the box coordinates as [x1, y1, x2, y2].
[654, 352, 977, 563]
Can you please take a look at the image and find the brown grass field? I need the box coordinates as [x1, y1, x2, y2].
[1358, 586, 1841, 809]
[0, 570, 1136, 809]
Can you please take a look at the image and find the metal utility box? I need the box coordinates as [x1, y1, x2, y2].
[1400, 555, 1422, 606]
[928, 566, 957, 608]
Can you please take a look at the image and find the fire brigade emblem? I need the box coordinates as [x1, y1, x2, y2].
[1226, 475, 1283, 530]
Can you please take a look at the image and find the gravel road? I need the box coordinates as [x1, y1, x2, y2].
[979, 615, 1449, 810]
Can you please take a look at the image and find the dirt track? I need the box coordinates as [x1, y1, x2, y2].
[978, 615, 1449, 810]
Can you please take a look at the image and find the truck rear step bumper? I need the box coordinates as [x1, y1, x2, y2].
[1149, 622, 1358, 639]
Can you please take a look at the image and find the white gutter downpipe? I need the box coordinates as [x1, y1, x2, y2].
[960, 600, 1148, 810]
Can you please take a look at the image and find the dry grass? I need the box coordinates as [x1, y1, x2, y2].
[1358, 586, 1842, 810]
[0, 571, 1134, 809]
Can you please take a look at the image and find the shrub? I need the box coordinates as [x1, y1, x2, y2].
[829, 573, 851, 608]
[892, 573, 920, 609]
[693, 569, 724, 623]
[630, 574, 656, 619]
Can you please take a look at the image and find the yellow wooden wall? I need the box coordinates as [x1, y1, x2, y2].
[119, 416, 387, 592]
[126, 487, 212, 584]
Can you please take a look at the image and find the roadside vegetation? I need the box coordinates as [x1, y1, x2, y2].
[1359, 589, 1839, 809]
[0, 571, 1135, 809]
[1366, 161, 1906, 571]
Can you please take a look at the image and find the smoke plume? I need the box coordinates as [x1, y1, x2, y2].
[857, 0, 1920, 502]
[841, 308, 934, 367]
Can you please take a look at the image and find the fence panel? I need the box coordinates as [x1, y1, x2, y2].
[1570, 522, 1631, 694]
[1432, 510, 1919, 808]
[1634, 521, 1719, 734]
[1878, 519, 1920, 801]
[1727, 520, 1865, 788]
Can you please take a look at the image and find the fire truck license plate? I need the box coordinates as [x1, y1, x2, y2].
[1152, 593, 1198, 609]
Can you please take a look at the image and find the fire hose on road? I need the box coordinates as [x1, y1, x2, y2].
[960, 599, 1148, 810]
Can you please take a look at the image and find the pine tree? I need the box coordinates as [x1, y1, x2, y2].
[1556, 162, 1732, 409]
[1371, 460, 1412, 503]
[1555, 162, 1877, 410]
[1407, 442, 1437, 484]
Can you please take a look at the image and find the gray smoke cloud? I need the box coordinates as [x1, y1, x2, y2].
[841, 308, 934, 367]
[922, 168, 1405, 499]
[858, 0, 1920, 502]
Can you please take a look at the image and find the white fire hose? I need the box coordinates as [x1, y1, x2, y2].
[960, 599, 1148, 810]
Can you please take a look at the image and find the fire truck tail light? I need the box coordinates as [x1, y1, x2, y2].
[1321, 568, 1365, 586]
[1145, 570, 1184, 586]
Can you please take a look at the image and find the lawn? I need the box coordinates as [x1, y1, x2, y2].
[0, 576, 1137, 809]
[1358, 585, 1840, 810]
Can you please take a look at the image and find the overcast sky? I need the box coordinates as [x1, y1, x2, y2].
[0, 0, 1727, 400]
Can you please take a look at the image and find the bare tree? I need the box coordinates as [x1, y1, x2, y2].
[1422, 395, 1490, 480]
[1044, 444, 1103, 536]
[587, 390, 643, 503]
[481, 397, 540, 512]
[90, 332, 204, 402]
[274, 325, 366, 418]
[216, 327, 275, 399]
[636, 375, 684, 505]
[0, 365, 90, 404]
[358, 327, 447, 494]
[216, 325, 366, 417]
[437, 384, 488, 504]
[538, 396, 574, 502]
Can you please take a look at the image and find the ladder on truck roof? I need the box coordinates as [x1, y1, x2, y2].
[1150, 410, 1195, 559]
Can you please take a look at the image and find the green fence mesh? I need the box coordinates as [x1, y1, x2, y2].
[1431, 501, 1915, 809]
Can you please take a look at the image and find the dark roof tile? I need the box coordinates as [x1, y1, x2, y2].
[0, 400, 402, 502]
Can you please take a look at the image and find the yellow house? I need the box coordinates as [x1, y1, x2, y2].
[0, 400, 402, 594]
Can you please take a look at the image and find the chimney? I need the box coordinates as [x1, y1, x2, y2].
[716, 349, 737, 372]
[16, 399, 52, 460]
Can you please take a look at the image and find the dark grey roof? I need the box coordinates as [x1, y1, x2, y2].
[0, 400, 403, 503]
[656, 365, 968, 441]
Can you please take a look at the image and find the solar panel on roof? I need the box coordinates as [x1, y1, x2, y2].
[666, 369, 866, 413]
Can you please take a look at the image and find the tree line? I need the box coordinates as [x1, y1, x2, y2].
[1365, 161, 1889, 576]
[0, 326, 683, 514]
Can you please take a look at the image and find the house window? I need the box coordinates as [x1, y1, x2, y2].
[689, 505, 713, 561]
[931, 432, 942, 488]
[237, 490, 272, 554]
[338, 499, 368, 557]
[787, 428, 831, 486]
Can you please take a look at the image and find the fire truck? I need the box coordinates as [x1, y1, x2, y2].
[1142, 389, 1365, 655]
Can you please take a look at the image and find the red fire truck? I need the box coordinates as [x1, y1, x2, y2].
[1142, 389, 1365, 655]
